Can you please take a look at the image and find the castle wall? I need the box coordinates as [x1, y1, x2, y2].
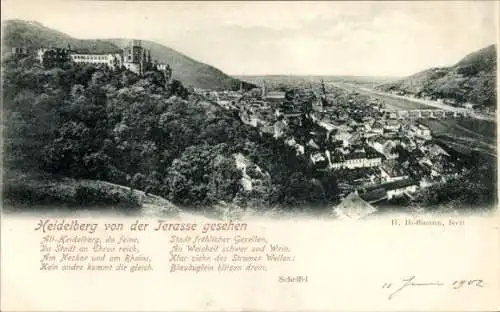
[123, 62, 141, 75]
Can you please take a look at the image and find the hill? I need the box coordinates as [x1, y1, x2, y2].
[2, 19, 255, 90]
[378, 44, 497, 108]
[2, 19, 120, 53]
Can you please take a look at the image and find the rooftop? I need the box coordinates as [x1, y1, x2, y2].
[361, 179, 417, 193]
[381, 160, 409, 177]
[333, 192, 378, 220]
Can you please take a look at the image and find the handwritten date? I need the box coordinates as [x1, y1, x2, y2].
[382, 276, 485, 300]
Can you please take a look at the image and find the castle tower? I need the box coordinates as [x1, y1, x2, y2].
[141, 49, 148, 74]
[123, 40, 144, 75]
[133, 40, 142, 48]
[163, 64, 173, 88]
[262, 80, 267, 97]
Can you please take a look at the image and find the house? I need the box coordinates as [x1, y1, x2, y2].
[424, 143, 450, 158]
[311, 152, 329, 169]
[380, 160, 410, 182]
[370, 120, 385, 134]
[401, 136, 417, 150]
[265, 91, 286, 102]
[285, 137, 297, 147]
[307, 139, 321, 150]
[384, 119, 400, 132]
[273, 120, 287, 138]
[329, 149, 382, 170]
[359, 188, 387, 204]
[419, 177, 434, 188]
[385, 179, 418, 199]
[334, 132, 353, 148]
[388, 112, 398, 119]
[410, 124, 432, 139]
[464, 102, 475, 110]
[11, 47, 33, 56]
[332, 192, 378, 220]
[368, 137, 399, 160]
[295, 144, 305, 155]
[359, 179, 418, 201]
[261, 125, 274, 134]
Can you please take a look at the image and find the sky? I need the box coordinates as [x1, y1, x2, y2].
[2, 0, 498, 77]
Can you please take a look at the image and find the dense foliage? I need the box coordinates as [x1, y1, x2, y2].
[3, 55, 339, 210]
[411, 158, 497, 210]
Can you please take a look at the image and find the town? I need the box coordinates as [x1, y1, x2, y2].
[194, 79, 491, 218]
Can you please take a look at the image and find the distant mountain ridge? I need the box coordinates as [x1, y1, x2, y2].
[378, 44, 497, 108]
[2, 19, 120, 53]
[2, 19, 255, 90]
[107, 39, 255, 90]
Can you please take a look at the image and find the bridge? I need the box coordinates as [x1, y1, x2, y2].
[392, 109, 469, 119]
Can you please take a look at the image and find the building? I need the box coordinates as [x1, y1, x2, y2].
[265, 91, 286, 102]
[273, 120, 287, 138]
[328, 148, 382, 170]
[37, 47, 71, 67]
[36, 40, 169, 78]
[332, 191, 377, 220]
[122, 40, 151, 75]
[37, 48, 48, 63]
[370, 120, 384, 134]
[368, 137, 398, 159]
[410, 124, 432, 139]
[157, 63, 173, 82]
[385, 179, 418, 199]
[380, 160, 410, 182]
[70, 52, 123, 69]
[358, 179, 418, 202]
[11, 47, 33, 56]
[311, 152, 328, 168]
[333, 132, 353, 148]
[384, 119, 400, 132]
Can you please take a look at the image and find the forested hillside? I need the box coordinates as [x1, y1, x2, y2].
[2, 54, 339, 212]
[3, 19, 120, 53]
[379, 44, 497, 108]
